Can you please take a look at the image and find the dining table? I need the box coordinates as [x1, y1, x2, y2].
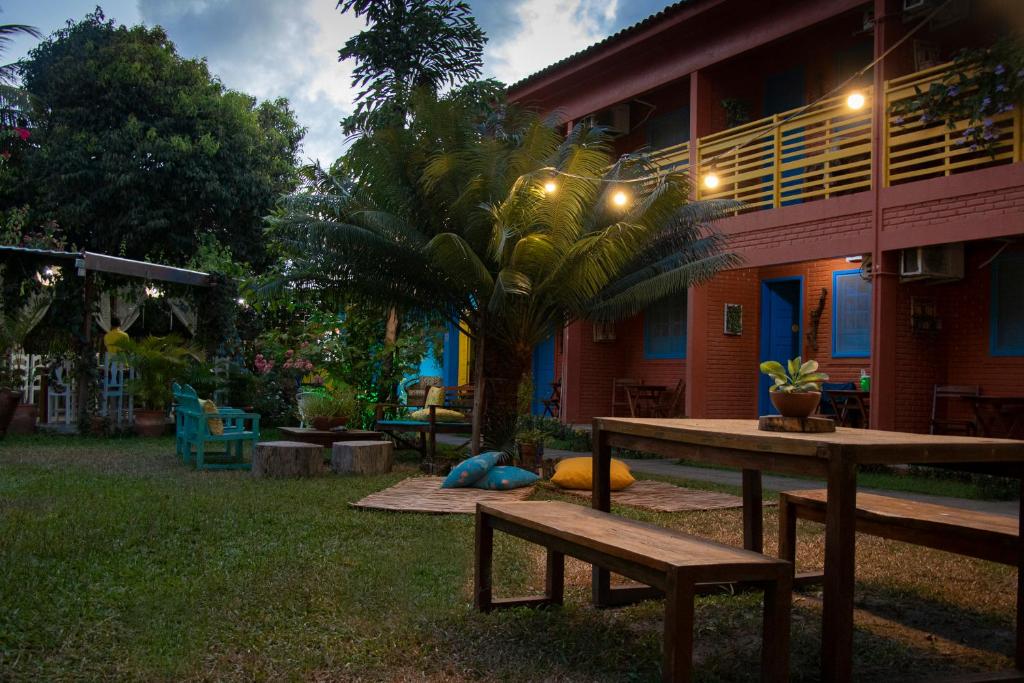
[624, 383, 667, 417]
[963, 395, 1024, 439]
[590, 417, 1024, 682]
[826, 388, 870, 428]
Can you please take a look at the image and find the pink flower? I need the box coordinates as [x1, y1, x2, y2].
[285, 349, 294, 357]
[300, 341, 309, 348]
[15, 128, 29, 141]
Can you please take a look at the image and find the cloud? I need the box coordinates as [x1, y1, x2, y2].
[138, 0, 362, 165]
[483, 0, 620, 85]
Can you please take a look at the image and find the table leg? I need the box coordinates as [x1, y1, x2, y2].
[592, 423, 612, 606]
[742, 469, 763, 553]
[821, 448, 857, 683]
[474, 510, 493, 612]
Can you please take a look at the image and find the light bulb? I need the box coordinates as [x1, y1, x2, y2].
[703, 172, 720, 190]
[846, 92, 866, 111]
[543, 180, 557, 194]
[612, 190, 629, 207]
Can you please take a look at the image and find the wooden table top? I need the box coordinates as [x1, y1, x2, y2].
[480, 501, 782, 572]
[594, 418, 1024, 465]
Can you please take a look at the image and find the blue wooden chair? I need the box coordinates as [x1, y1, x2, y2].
[172, 383, 259, 470]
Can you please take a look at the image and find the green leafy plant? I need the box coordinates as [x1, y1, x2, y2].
[514, 426, 546, 447]
[114, 335, 203, 410]
[298, 385, 359, 423]
[759, 357, 829, 394]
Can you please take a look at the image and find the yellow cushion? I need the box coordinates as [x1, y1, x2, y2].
[550, 456, 635, 491]
[103, 328, 129, 353]
[410, 407, 467, 423]
[424, 386, 445, 407]
[199, 399, 224, 436]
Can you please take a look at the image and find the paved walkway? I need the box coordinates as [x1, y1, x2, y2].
[435, 435, 1018, 517]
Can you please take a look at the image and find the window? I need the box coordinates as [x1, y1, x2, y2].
[646, 107, 689, 150]
[644, 297, 687, 359]
[832, 270, 871, 358]
[991, 253, 1024, 356]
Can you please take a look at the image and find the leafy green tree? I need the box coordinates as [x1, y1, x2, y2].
[0, 21, 40, 128]
[270, 92, 737, 448]
[17, 10, 305, 266]
[337, 0, 489, 133]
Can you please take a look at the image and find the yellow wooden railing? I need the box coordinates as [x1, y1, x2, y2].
[693, 91, 873, 210]
[650, 140, 689, 174]
[884, 62, 1022, 186]
[644, 62, 1023, 211]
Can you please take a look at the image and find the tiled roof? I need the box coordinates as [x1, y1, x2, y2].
[507, 1, 694, 92]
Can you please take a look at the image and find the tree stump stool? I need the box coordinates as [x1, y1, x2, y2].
[252, 441, 324, 478]
[331, 440, 394, 475]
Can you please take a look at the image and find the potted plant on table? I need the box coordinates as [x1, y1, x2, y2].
[114, 334, 203, 437]
[759, 357, 829, 418]
[299, 384, 357, 431]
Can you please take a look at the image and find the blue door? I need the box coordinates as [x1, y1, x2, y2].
[759, 278, 803, 415]
[442, 320, 460, 387]
[763, 67, 806, 206]
[531, 335, 556, 416]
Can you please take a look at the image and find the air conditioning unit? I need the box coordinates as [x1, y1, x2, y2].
[903, 0, 927, 11]
[900, 243, 964, 281]
[592, 321, 616, 343]
[585, 104, 630, 137]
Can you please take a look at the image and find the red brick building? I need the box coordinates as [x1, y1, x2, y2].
[509, 0, 1024, 433]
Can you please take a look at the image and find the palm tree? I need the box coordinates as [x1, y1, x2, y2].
[0, 22, 41, 127]
[269, 91, 739, 449]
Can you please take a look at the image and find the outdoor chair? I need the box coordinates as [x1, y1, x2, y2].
[542, 381, 561, 418]
[611, 378, 640, 417]
[930, 384, 980, 435]
[172, 383, 259, 470]
[818, 381, 855, 418]
[652, 379, 685, 418]
[373, 384, 475, 461]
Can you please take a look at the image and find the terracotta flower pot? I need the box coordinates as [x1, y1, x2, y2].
[134, 409, 168, 437]
[311, 416, 348, 431]
[0, 389, 19, 437]
[8, 403, 37, 435]
[769, 391, 821, 418]
[517, 442, 539, 471]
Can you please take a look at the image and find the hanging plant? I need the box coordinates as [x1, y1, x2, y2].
[889, 38, 1024, 156]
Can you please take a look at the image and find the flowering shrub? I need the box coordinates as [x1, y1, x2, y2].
[889, 38, 1024, 156]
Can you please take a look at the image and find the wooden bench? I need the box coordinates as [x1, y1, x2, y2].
[779, 489, 1019, 569]
[475, 501, 792, 682]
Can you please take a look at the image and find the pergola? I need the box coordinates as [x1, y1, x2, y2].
[0, 246, 212, 423]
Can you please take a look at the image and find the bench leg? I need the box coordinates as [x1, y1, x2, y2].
[1017, 479, 1024, 669]
[761, 574, 792, 682]
[546, 549, 564, 606]
[663, 569, 695, 683]
[474, 510, 494, 612]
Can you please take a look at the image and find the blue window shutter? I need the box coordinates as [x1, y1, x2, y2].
[991, 254, 1024, 356]
[644, 297, 687, 359]
[832, 270, 871, 358]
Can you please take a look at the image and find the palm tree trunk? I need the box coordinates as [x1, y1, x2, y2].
[480, 333, 531, 449]
[380, 306, 400, 402]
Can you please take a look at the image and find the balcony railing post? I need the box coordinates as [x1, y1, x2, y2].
[772, 114, 782, 209]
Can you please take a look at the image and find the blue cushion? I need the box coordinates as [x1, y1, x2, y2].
[471, 466, 540, 491]
[441, 451, 500, 488]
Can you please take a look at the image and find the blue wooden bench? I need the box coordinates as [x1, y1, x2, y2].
[172, 383, 260, 470]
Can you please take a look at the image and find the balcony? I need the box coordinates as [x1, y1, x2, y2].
[648, 62, 1023, 212]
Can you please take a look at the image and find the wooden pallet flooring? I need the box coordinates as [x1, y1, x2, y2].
[351, 476, 534, 514]
[558, 479, 765, 513]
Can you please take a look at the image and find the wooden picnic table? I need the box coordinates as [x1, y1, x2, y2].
[963, 395, 1024, 439]
[591, 417, 1024, 683]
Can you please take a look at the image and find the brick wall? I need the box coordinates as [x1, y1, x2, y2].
[727, 212, 872, 254]
[882, 186, 1024, 235]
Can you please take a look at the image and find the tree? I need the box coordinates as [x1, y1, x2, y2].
[337, 0, 489, 134]
[269, 92, 738, 449]
[0, 22, 40, 128]
[17, 10, 305, 266]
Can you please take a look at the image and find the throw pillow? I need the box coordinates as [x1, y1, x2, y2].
[550, 456, 635, 491]
[199, 399, 225, 436]
[425, 386, 445, 407]
[471, 466, 540, 491]
[442, 451, 500, 488]
[409, 407, 467, 422]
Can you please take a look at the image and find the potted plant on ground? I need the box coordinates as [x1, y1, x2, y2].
[514, 426, 546, 472]
[759, 357, 829, 418]
[0, 296, 50, 436]
[114, 334, 203, 437]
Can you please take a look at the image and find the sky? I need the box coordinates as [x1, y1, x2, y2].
[2, 0, 675, 166]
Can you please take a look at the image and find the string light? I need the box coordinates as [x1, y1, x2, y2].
[543, 179, 558, 194]
[846, 91, 866, 111]
[611, 190, 629, 207]
[35, 266, 60, 287]
[145, 284, 164, 299]
[703, 172, 720, 190]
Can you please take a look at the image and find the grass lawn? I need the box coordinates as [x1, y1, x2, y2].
[1, 434, 1018, 681]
